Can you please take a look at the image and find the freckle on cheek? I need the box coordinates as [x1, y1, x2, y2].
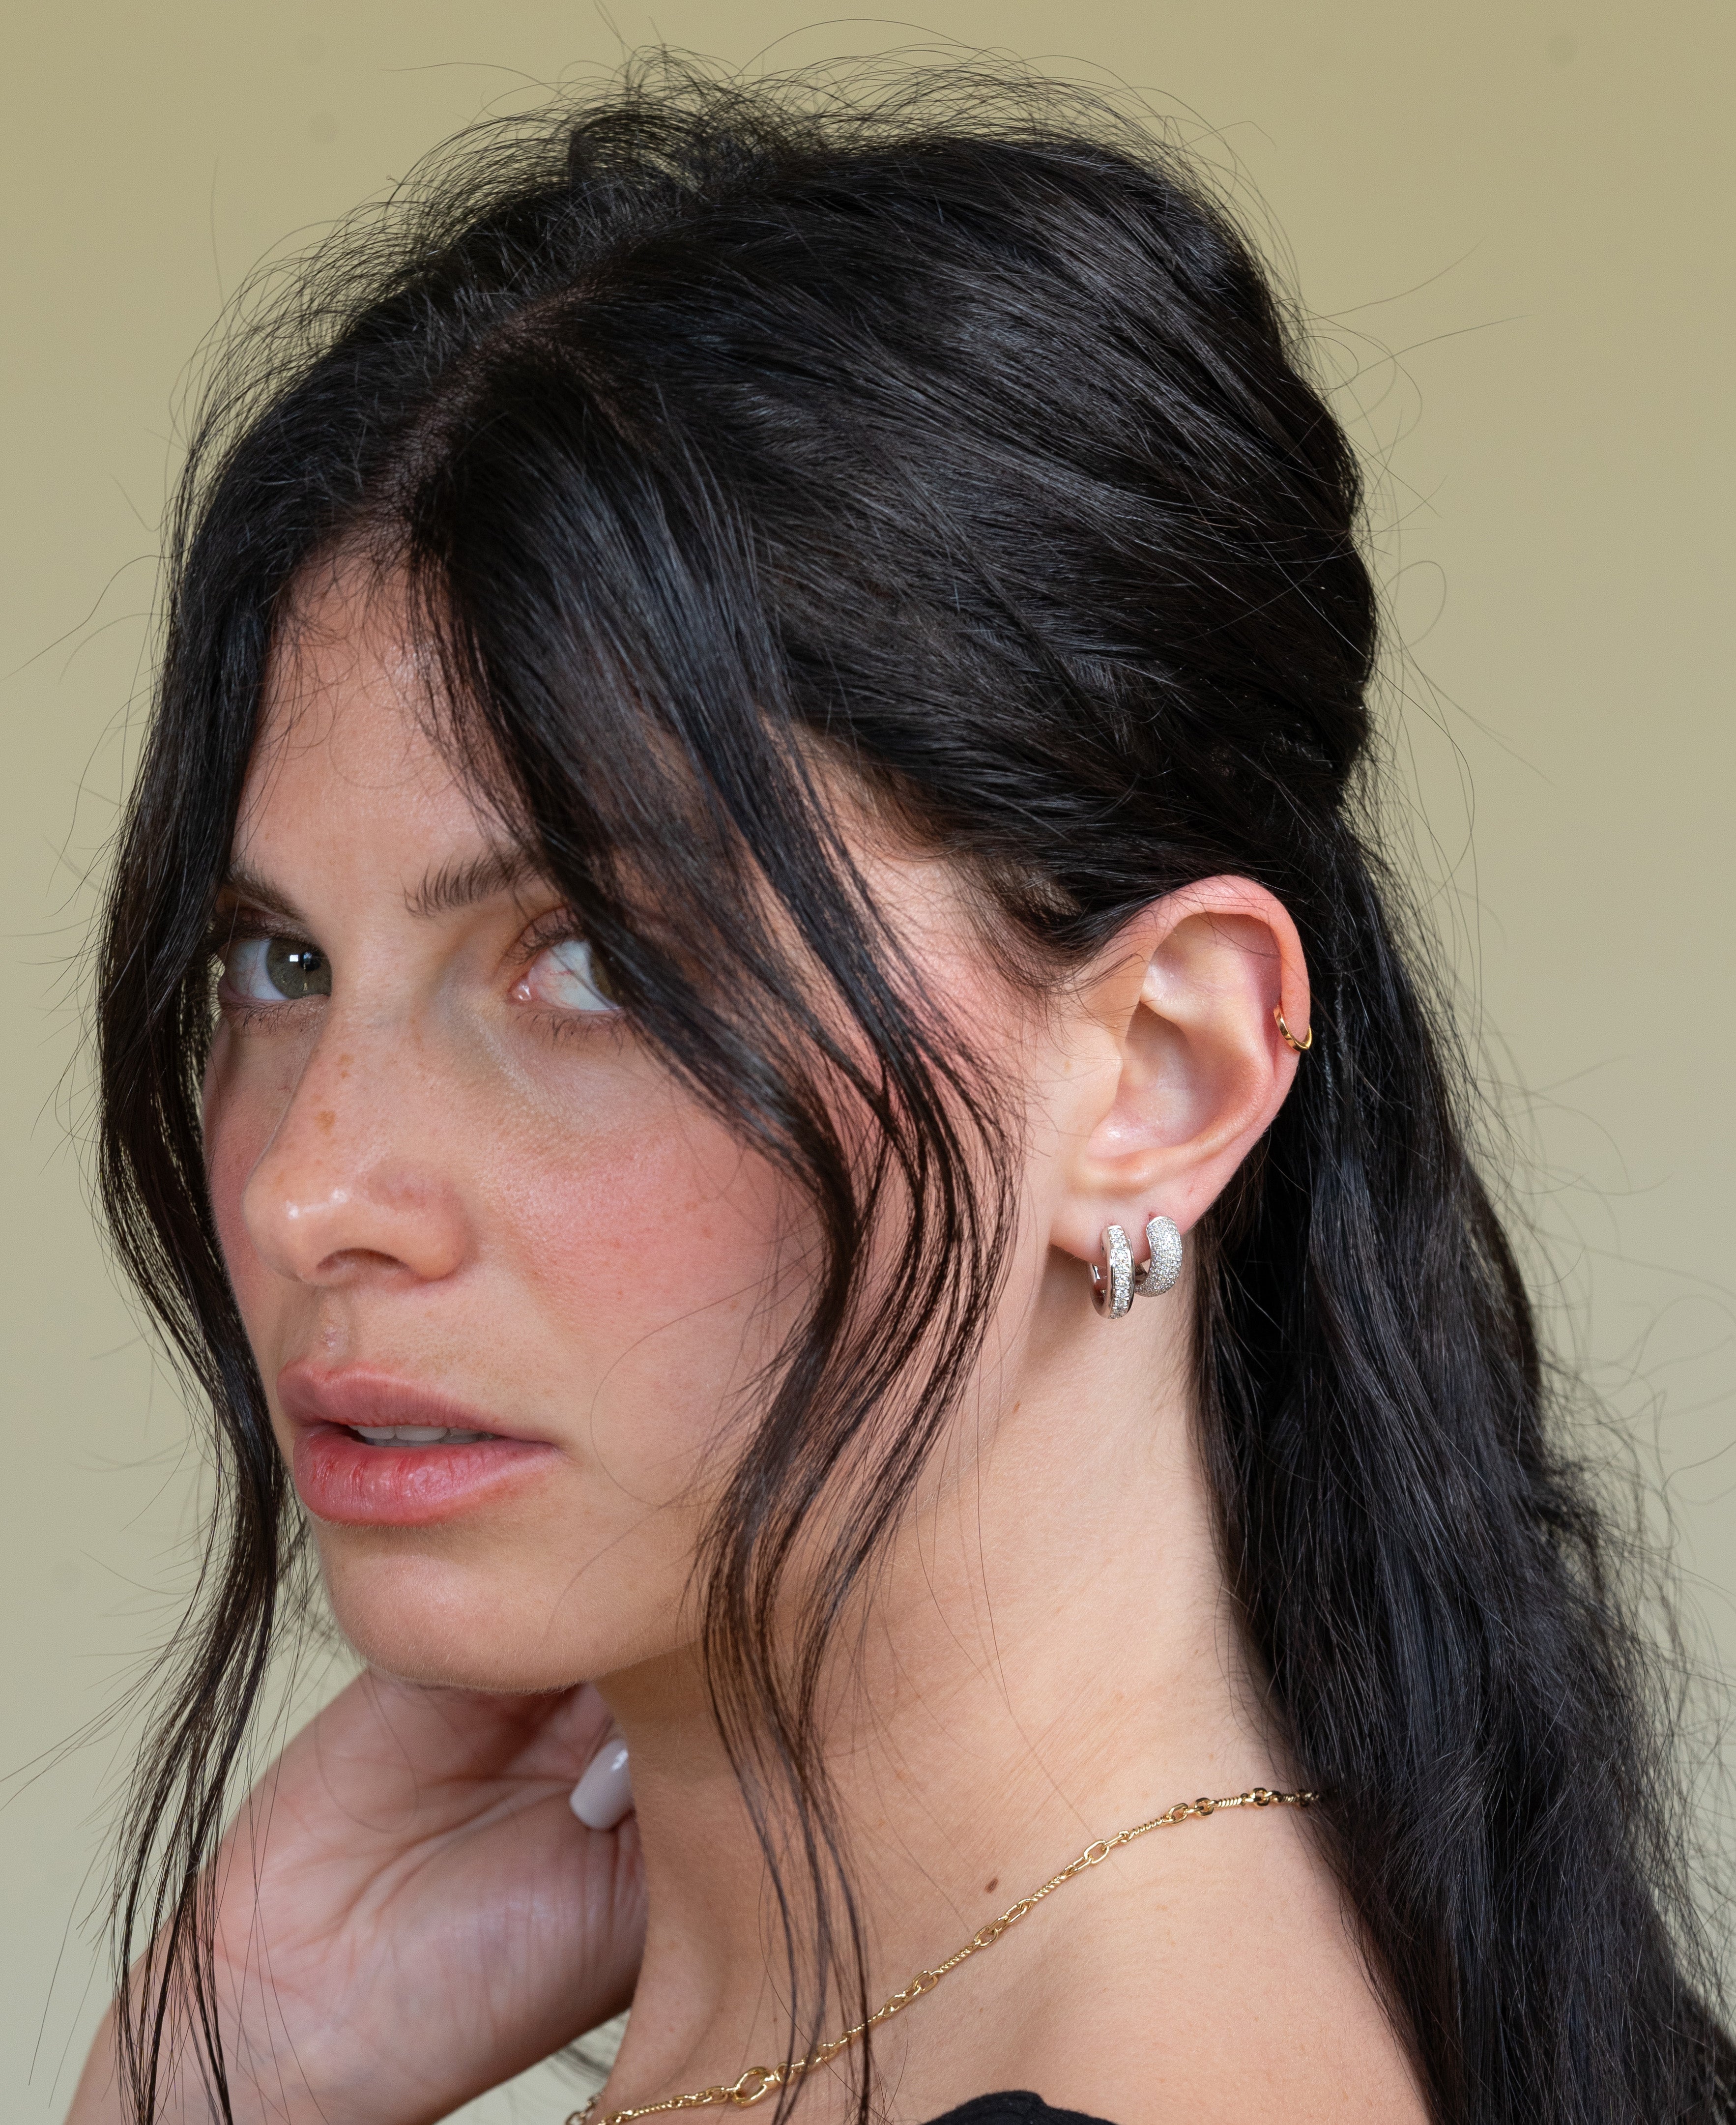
[316, 1109, 336, 1134]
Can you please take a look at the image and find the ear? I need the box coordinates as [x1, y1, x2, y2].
[1047, 876, 1311, 1263]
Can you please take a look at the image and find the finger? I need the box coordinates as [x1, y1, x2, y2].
[288, 1673, 606, 1816]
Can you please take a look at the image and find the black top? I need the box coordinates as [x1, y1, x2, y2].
[925, 2097, 1115, 2125]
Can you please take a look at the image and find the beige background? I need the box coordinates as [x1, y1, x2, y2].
[4, 1, 1732, 2116]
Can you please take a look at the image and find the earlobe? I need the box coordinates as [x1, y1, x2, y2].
[1048, 875, 1309, 1263]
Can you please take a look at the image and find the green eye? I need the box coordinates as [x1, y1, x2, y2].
[266, 938, 331, 998]
[224, 934, 332, 1002]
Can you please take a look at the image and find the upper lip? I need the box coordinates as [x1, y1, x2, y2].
[277, 1364, 542, 1443]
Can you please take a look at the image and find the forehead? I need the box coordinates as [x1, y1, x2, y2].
[235, 561, 488, 879]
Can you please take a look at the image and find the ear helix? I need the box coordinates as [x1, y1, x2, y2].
[1092, 1215, 1184, 1320]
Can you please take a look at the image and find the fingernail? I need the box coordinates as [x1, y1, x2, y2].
[570, 1738, 633, 1830]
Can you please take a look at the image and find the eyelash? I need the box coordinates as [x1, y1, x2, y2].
[510, 909, 586, 970]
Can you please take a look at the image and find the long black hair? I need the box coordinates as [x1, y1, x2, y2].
[96, 56, 1728, 2125]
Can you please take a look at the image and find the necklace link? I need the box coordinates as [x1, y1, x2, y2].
[568, 1784, 1316, 2125]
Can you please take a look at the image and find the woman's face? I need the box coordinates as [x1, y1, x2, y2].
[202, 570, 1039, 1694]
[204, 578, 804, 1690]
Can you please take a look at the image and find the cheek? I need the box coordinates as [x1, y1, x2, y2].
[490, 1077, 796, 1485]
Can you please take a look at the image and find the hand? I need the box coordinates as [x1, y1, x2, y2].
[68, 1672, 645, 2125]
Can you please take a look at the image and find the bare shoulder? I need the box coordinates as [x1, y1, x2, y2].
[907, 1808, 1429, 2125]
[1064, 1809, 1426, 2125]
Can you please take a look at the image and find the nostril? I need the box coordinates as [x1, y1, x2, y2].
[312, 1245, 424, 1285]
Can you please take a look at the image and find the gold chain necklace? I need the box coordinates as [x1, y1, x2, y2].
[568, 1783, 1316, 2125]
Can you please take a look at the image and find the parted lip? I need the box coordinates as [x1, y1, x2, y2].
[277, 1362, 543, 1444]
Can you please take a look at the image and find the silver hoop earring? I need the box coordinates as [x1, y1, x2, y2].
[1134, 1214, 1184, 1298]
[1090, 1224, 1134, 1319]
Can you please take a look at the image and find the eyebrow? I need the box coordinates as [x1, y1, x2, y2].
[402, 845, 544, 919]
[216, 864, 306, 929]
[217, 845, 548, 930]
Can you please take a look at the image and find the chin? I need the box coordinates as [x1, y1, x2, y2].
[312, 1528, 678, 1693]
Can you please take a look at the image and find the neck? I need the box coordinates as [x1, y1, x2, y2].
[595, 1253, 1281, 2113]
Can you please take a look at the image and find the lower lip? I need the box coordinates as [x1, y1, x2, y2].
[292, 1424, 558, 1526]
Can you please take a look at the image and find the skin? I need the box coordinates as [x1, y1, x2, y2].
[69, 567, 1427, 2125]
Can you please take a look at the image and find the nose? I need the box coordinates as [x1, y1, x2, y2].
[239, 1024, 471, 1289]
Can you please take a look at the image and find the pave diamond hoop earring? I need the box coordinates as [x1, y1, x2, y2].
[1090, 1223, 1135, 1319]
[1134, 1214, 1184, 1297]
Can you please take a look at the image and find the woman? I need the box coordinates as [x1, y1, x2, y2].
[68, 60, 1726, 2125]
